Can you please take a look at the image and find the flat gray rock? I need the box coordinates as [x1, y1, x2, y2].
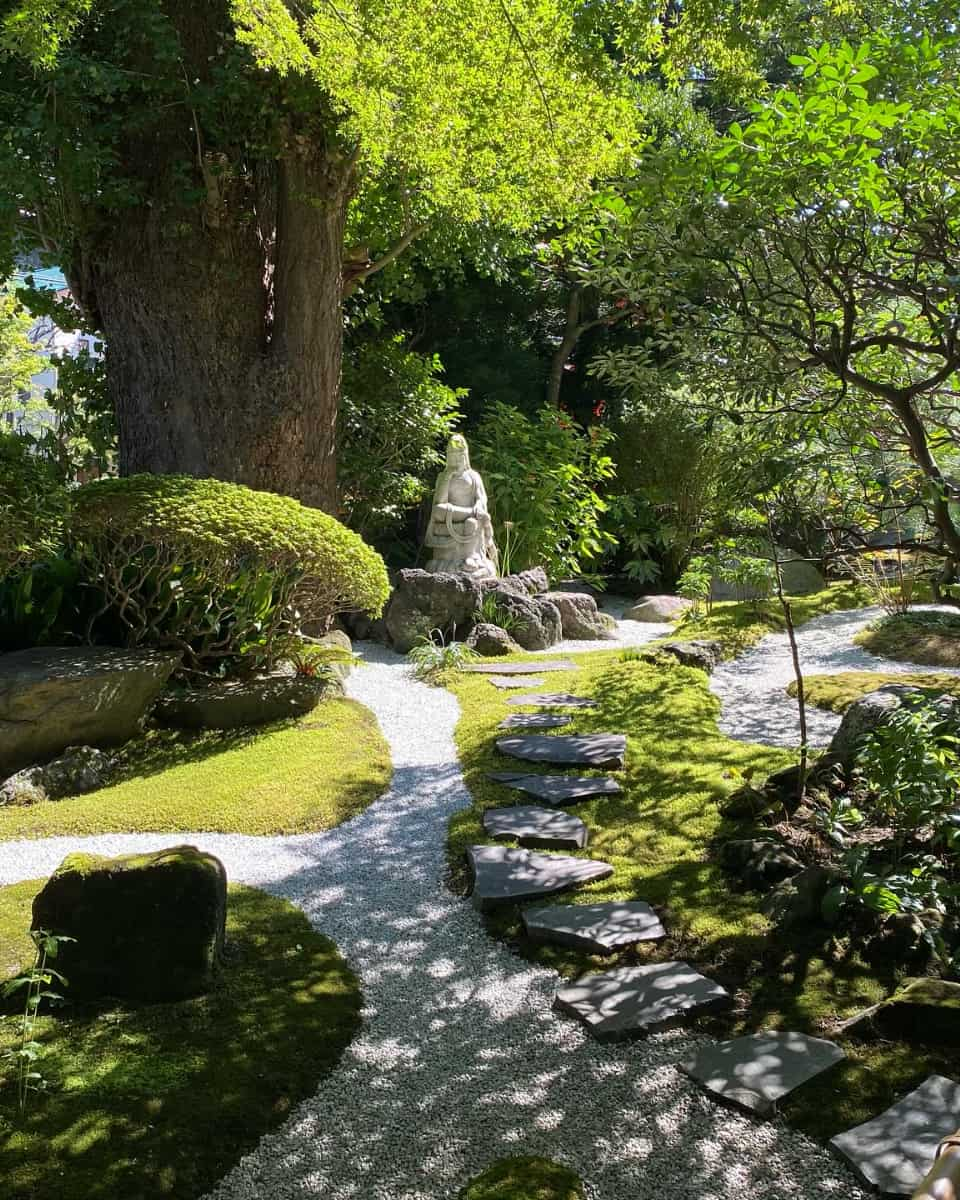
[496, 734, 626, 769]
[464, 660, 578, 675]
[830, 1074, 960, 1195]
[466, 845, 613, 912]
[487, 676, 546, 689]
[498, 713, 573, 730]
[506, 692, 597, 709]
[482, 805, 588, 849]
[487, 773, 622, 804]
[680, 1031, 845, 1116]
[555, 961, 731, 1040]
[523, 900, 665, 954]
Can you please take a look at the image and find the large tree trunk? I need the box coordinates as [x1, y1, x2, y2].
[81, 147, 349, 512]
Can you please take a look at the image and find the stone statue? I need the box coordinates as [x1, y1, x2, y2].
[424, 434, 499, 580]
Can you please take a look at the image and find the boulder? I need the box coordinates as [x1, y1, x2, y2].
[484, 567, 549, 597]
[466, 623, 522, 657]
[864, 911, 935, 969]
[0, 745, 113, 807]
[155, 672, 330, 731]
[486, 588, 561, 651]
[541, 591, 615, 640]
[827, 684, 960, 769]
[719, 838, 804, 890]
[762, 865, 840, 931]
[656, 639, 723, 673]
[309, 629, 352, 654]
[624, 595, 691, 622]
[710, 546, 825, 600]
[0, 646, 180, 776]
[384, 569, 482, 653]
[31, 846, 227, 1001]
[838, 978, 960, 1046]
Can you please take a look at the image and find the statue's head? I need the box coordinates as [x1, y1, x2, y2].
[446, 433, 470, 470]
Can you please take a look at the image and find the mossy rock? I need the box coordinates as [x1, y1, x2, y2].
[840, 978, 960, 1047]
[31, 845, 226, 1001]
[459, 1155, 585, 1199]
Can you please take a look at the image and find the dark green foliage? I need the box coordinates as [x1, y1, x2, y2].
[0, 432, 67, 582]
[70, 474, 389, 676]
[31, 846, 227, 1001]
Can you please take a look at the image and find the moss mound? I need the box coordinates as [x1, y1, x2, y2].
[788, 670, 960, 712]
[0, 699, 390, 839]
[0, 879, 361, 1199]
[460, 1155, 585, 1200]
[855, 610, 960, 667]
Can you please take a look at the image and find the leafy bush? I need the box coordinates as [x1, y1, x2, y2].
[0, 432, 67, 582]
[69, 475, 389, 677]
[470, 402, 616, 579]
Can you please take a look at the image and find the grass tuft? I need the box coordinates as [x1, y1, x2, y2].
[459, 1155, 585, 1200]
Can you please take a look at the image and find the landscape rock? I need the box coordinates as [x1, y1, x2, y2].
[0, 745, 113, 807]
[466, 623, 522, 657]
[32, 845, 227, 1001]
[720, 839, 804, 890]
[487, 772, 622, 804]
[385, 569, 482, 653]
[496, 733, 627, 769]
[838, 978, 960, 1047]
[309, 629, 353, 653]
[762, 865, 840, 931]
[523, 900, 666, 954]
[498, 713, 573, 730]
[827, 684, 960, 769]
[541, 591, 614, 640]
[864, 911, 935, 969]
[464, 660, 578, 675]
[554, 961, 732, 1040]
[482, 804, 589, 849]
[505, 692, 597, 709]
[710, 547, 825, 600]
[485, 567, 549, 597]
[483, 588, 561, 651]
[486, 675, 546, 689]
[656, 639, 724, 673]
[0, 646, 180, 776]
[155, 672, 329, 730]
[466, 845, 613, 912]
[624, 595, 691, 622]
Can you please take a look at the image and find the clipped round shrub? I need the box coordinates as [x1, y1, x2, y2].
[0, 432, 67, 580]
[69, 475, 389, 676]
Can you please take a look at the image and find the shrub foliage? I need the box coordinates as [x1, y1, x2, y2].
[70, 475, 389, 676]
[0, 432, 67, 582]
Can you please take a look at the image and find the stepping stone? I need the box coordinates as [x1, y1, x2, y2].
[487, 772, 622, 805]
[466, 845, 613, 912]
[523, 900, 666, 954]
[482, 805, 588, 849]
[554, 961, 731, 1040]
[830, 1075, 960, 1196]
[506, 692, 597, 709]
[498, 713, 573, 730]
[487, 676, 545, 689]
[496, 734, 626, 770]
[464, 660, 578, 675]
[679, 1031, 845, 1117]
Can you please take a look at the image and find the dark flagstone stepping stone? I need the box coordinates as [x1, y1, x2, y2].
[482, 805, 588, 850]
[554, 960, 731, 1040]
[679, 1031, 845, 1117]
[498, 713, 573, 730]
[487, 676, 546, 689]
[487, 773, 622, 805]
[523, 900, 665, 954]
[464, 660, 579, 675]
[830, 1075, 960, 1195]
[466, 845, 613, 912]
[496, 734, 626, 769]
[506, 692, 597, 708]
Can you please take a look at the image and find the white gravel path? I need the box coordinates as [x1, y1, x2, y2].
[709, 604, 960, 749]
[0, 641, 866, 1200]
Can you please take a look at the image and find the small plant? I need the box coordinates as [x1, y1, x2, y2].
[478, 592, 523, 634]
[498, 520, 517, 578]
[286, 647, 341, 687]
[2, 929, 74, 1115]
[811, 794, 865, 848]
[843, 548, 925, 615]
[619, 646, 646, 663]
[677, 561, 712, 617]
[407, 630, 479, 682]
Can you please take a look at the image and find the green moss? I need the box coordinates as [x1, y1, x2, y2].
[0, 699, 391, 839]
[855, 609, 960, 667]
[788, 671, 960, 713]
[459, 1156, 585, 1200]
[0, 879, 361, 1199]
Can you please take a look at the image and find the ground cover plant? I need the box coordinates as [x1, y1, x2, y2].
[0, 880, 362, 1200]
[856, 610, 960, 668]
[447, 626, 957, 1143]
[459, 1155, 585, 1200]
[789, 671, 960, 713]
[0, 701, 390, 839]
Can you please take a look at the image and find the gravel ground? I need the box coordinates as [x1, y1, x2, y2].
[0, 640, 866, 1200]
[709, 604, 960, 749]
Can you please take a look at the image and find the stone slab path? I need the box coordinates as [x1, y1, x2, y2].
[487, 772, 622, 804]
[523, 900, 666, 954]
[467, 844, 612, 910]
[482, 806, 589, 850]
[506, 693, 598, 708]
[487, 675, 546, 689]
[465, 660, 579, 675]
[496, 734, 627, 769]
[555, 961, 732, 1041]
[0, 641, 868, 1200]
[679, 1032, 845, 1117]
[499, 713, 573, 730]
[830, 1074, 960, 1195]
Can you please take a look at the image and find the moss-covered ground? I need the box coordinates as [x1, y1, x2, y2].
[447, 588, 956, 1145]
[855, 608, 960, 667]
[789, 670, 960, 712]
[0, 880, 361, 1199]
[0, 698, 391, 839]
[459, 1155, 584, 1200]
